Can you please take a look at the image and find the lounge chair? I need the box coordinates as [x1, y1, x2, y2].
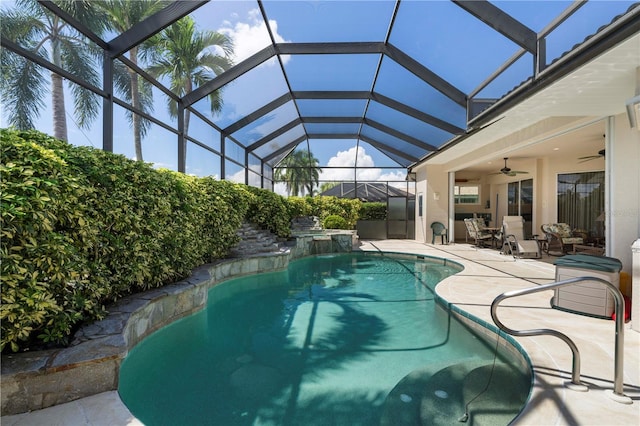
[540, 223, 584, 255]
[502, 216, 541, 259]
[464, 218, 492, 247]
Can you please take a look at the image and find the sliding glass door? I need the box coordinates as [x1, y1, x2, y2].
[557, 172, 605, 239]
[508, 179, 533, 237]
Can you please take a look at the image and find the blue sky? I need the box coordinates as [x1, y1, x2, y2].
[1, 0, 635, 194]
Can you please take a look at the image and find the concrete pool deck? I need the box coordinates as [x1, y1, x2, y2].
[3, 240, 639, 425]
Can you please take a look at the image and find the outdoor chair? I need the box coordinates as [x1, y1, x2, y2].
[540, 223, 584, 255]
[430, 221, 448, 244]
[501, 216, 541, 259]
[464, 218, 492, 247]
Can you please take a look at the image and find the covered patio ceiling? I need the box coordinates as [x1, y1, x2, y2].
[425, 24, 640, 175]
[3, 1, 639, 179]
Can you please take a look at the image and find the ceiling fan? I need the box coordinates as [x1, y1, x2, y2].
[578, 149, 605, 163]
[491, 158, 529, 176]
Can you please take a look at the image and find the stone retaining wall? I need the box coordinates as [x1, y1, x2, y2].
[1, 232, 356, 415]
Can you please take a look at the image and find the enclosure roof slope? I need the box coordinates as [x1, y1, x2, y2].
[320, 182, 409, 202]
[28, 0, 640, 171]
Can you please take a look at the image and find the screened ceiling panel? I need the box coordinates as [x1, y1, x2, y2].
[360, 125, 430, 160]
[356, 141, 404, 168]
[365, 101, 454, 146]
[252, 124, 306, 158]
[492, 1, 572, 33]
[389, 0, 524, 93]
[210, 61, 289, 128]
[475, 52, 534, 99]
[266, 150, 292, 168]
[262, 0, 394, 43]
[374, 150, 414, 169]
[190, 1, 272, 61]
[304, 123, 361, 135]
[544, 1, 639, 65]
[230, 101, 299, 146]
[283, 54, 380, 91]
[374, 57, 466, 129]
[3, 0, 635, 181]
[296, 99, 368, 117]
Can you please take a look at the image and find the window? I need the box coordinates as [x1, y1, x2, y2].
[454, 185, 480, 204]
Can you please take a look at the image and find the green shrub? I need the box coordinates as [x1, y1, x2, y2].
[0, 129, 373, 352]
[1, 130, 107, 351]
[305, 196, 361, 228]
[359, 202, 387, 220]
[323, 215, 349, 230]
[245, 186, 291, 238]
[0, 129, 249, 352]
[286, 196, 312, 218]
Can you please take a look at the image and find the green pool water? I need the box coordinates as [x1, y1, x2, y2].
[119, 252, 530, 425]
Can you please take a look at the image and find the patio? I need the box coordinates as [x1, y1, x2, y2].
[2, 240, 638, 425]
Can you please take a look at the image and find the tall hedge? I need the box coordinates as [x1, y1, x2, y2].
[359, 202, 387, 220]
[0, 129, 249, 352]
[0, 129, 367, 352]
[1, 131, 105, 351]
[245, 186, 291, 238]
[305, 196, 361, 229]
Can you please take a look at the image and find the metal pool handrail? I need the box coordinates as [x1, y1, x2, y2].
[490, 276, 630, 403]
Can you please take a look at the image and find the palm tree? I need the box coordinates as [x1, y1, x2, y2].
[304, 155, 321, 196]
[319, 182, 338, 194]
[147, 16, 233, 156]
[0, 0, 105, 141]
[275, 150, 321, 196]
[97, 0, 165, 161]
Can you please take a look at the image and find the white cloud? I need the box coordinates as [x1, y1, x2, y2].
[378, 171, 408, 182]
[324, 146, 379, 181]
[219, 9, 290, 65]
[274, 182, 288, 196]
[327, 146, 374, 167]
[227, 168, 246, 184]
[321, 145, 410, 185]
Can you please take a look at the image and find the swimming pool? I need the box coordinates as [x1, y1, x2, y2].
[118, 252, 531, 425]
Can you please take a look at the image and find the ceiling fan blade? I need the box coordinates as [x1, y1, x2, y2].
[577, 149, 605, 162]
[577, 156, 602, 163]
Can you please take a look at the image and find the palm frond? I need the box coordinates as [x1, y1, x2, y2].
[1, 53, 47, 130]
[59, 39, 101, 128]
[200, 31, 234, 58]
[54, 0, 110, 36]
[111, 61, 155, 137]
[0, 8, 46, 46]
[197, 54, 233, 76]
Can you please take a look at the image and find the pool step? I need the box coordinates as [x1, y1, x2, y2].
[381, 360, 528, 426]
[230, 222, 285, 257]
